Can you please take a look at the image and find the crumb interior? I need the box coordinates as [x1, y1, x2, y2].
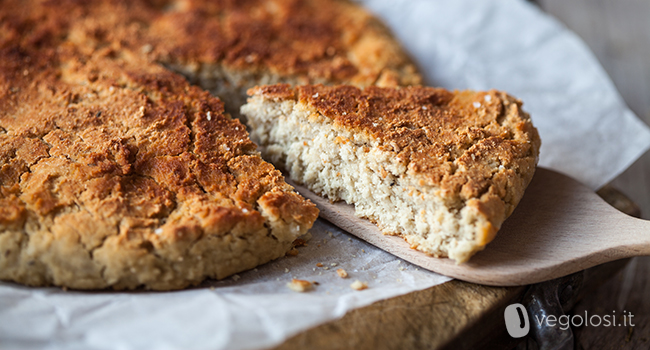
[242, 97, 493, 262]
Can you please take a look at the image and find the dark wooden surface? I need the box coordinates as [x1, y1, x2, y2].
[535, 1, 650, 348]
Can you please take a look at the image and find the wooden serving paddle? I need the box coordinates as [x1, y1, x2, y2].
[288, 168, 650, 286]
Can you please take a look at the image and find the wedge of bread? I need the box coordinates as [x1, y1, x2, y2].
[242, 84, 541, 262]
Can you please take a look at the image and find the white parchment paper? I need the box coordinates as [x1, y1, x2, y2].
[2, 1, 650, 349]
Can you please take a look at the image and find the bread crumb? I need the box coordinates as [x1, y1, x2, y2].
[286, 248, 299, 256]
[284, 268, 290, 273]
[232, 274, 240, 281]
[330, 263, 337, 267]
[323, 267, 329, 270]
[292, 238, 307, 247]
[327, 231, 333, 238]
[287, 279, 313, 292]
[316, 263, 323, 267]
[350, 280, 368, 291]
[336, 268, 348, 278]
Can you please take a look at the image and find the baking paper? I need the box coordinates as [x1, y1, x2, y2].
[2, 0, 650, 349]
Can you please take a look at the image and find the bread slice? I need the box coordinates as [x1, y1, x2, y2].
[242, 84, 541, 263]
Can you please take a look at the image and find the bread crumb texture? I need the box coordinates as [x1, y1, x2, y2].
[242, 84, 541, 262]
[350, 280, 368, 291]
[287, 279, 313, 292]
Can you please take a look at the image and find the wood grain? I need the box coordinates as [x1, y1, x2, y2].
[273, 281, 524, 350]
[290, 168, 650, 286]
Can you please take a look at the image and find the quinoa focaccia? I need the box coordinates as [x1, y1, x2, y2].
[0, 28, 321, 292]
[0, 0, 420, 289]
[242, 85, 541, 263]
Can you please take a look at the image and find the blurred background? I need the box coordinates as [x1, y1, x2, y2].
[532, 1, 649, 348]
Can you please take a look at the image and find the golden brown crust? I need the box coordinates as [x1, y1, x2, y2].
[0, 0, 420, 88]
[0, 7, 320, 290]
[250, 84, 541, 247]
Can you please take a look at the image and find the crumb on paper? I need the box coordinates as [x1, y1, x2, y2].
[292, 238, 307, 247]
[323, 267, 329, 270]
[361, 249, 365, 253]
[287, 279, 313, 292]
[398, 267, 405, 271]
[312, 281, 320, 286]
[336, 268, 348, 278]
[313, 268, 316, 271]
[350, 280, 368, 291]
[316, 263, 323, 267]
[330, 263, 337, 267]
[232, 274, 241, 281]
[286, 248, 299, 256]
[348, 237, 351, 241]
[327, 231, 333, 238]
[284, 268, 290, 273]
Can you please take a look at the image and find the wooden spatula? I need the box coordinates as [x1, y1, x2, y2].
[288, 168, 650, 286]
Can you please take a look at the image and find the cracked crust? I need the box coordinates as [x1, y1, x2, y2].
[243, 84, 541, 262]
[0, 0, 419, 290]
[0, 26, 318, 290]
[0, 0, 421, 117]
